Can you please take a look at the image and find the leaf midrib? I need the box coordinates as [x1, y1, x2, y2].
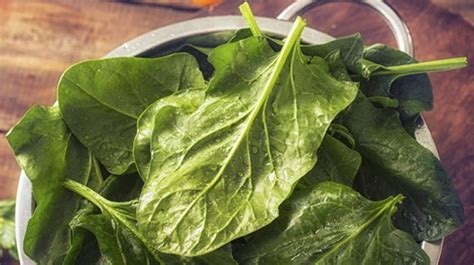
[314, 196, 399, 264]
[64, 180, 164, 263]
[63, 76, 138, 120]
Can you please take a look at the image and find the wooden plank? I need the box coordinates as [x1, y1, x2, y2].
[0, 136, 18, 200]
[432, 0, 474, 24]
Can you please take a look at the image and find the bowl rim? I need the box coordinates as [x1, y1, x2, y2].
[15, 15, 443, 265]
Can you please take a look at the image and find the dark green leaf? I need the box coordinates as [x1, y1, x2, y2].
[360, 44, 432, 119]
[235, 182, 429, 265]
[64, 180, 238, 265]
[323, 50, 352, 82]
[344, 92, 463, 240]
[229, 30, 366, 77]
[176, 45, 215, 80]
[0, 198, 18, 260]
[64, 174, 144, 265]
[297, 134, 361, 189]
[185, 31, 241, 48]
[7, 106, 92, 264]
[58, 54, 206, 175]
[74, 214, 158, 265]
[64, 180, 161, 262]
[63, 160, 107, 265]
[302, 33, 366, 76]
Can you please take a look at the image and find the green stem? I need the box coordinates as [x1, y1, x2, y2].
[372, 57, 468, 77]
[246, 16, 306, 128]
[92, 158, 104, 185]
[64, 180, 165, 264]
[239, 2, 263, 37]
[64, 179, 105, 211]
[329, 124, 356, 149]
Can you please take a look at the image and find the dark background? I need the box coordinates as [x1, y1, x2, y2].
[1, 0, 473, 264]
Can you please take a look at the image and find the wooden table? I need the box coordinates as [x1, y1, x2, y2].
[1, 0, 473, 264]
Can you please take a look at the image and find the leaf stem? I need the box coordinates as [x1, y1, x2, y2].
[64, 180, 165, 264]
[247, 16, 306, 128]
[328, 124, 356, 149]
[64, 179, 105, 211]
[239, 2, 263, 37]
[372, 57, 468, 77]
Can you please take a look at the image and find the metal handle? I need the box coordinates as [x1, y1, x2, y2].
[277, 0, 414, 56]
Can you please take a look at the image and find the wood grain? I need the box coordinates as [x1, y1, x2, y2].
[0, 0, 473, 264]
[432, 0, 474, 25]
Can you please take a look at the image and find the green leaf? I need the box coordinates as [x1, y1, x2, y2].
[302, 33, 366, 76]
[64, 179, 162, 262]
[184, 31, 241, 49]
[135, 17, 358, 256]
[63, 159, 105, 265]
[64, 180, 238, 265]
[228, 30, 366, 76]
[6, 106, 92, 265]
[74, 214, 158, 265]
[360, 45, 466, 120]
[211, 27, 366, 78]
[64, 174, 144, 265]
[323, 50, 353, 82]
[0, 198, 18, 260]
[235, 182, 429, 265]
[58, 54, 206, 175]
[344, 92, 463, 240]
[297, 134, 361, 189]
[360, 44, 431, 120]
[134, 89, 206, 180]
[368, 96, 399, 108]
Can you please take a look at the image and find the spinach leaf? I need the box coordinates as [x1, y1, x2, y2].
[302, 34, 366, 76]
[323, 50, 353, 82]
[63, 159, 105, 265]
[0, 198, 17, 260]
[344, 92, 463, 241]
[235, 182, 429, 265]
[73, 213, 158, 265]
[7, 106, 92, 264]
[226, 25, 365, 77]
[134, 89, 206, 180]
[64, 179, 162, 262]
[58, 54, 206, 175]
[135, 17, 358, 256]
[182, 245, 237, 265]
[297, 134, 361, 189]
[64, 180, 238, 265]
[184, 31, 240, 49]
[64, 226, 101, 265]
[64, 173, 144, 265]
[359, 44, 433, 120]
[175, 45, 215, 79]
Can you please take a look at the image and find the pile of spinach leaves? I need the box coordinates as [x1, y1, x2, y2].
[7, 3, 467, 264]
